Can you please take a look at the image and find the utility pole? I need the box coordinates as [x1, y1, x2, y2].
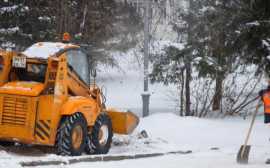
[131, 0, 161, 117]
[142, 0, 150, 118]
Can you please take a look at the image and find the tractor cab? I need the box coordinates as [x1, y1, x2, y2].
[1, 41, 92, 97]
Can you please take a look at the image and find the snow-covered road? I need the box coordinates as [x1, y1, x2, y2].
[1, 113, 270, 168]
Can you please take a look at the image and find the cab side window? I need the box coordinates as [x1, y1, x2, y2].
[66, 50, 89, 84]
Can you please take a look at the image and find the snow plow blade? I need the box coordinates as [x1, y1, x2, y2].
[105, 109, 139, 135]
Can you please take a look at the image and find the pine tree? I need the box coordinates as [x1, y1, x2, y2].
[150, 0, 259, 115]
[234, 0, 270, 74]
[0, 0, 141, 67]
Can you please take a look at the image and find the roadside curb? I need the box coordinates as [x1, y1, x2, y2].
[20, 150, 192, 167]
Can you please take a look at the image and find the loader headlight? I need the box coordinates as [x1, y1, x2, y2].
[51, 60, 59, 68]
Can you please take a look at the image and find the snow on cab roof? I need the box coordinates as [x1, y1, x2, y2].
[22, 42, 74, 59]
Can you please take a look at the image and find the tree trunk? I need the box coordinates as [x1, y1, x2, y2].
[180, 73, 184, 116]
[185, 0, 193, 116]
[185, 64, 191, 116]
[82, 0, 93, 43]
[99, 0, 104, 9]
[60, 0, 64, 38]
[27, 1, 39, 43]
[54, 0, 60, 41]
[212, 8, 226, 111]
[189, 0, 193, 9]
[212, 44, 225, 111]
[211, 0, 215, 6]
[55, 0, 62, 41]
[250, 0, 254, 10]
[213, 73, 225, 111]
[63, 0, 67, 33]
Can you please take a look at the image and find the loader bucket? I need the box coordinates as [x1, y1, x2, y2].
[105, 109, 139, 135]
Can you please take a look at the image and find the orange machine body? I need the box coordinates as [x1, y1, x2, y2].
[0, 42, 139, 147]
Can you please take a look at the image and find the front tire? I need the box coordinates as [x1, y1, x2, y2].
[85, 113, 113, 154]
[55, 113, 87, 156]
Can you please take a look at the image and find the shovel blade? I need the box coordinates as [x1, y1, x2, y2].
[237, 145, 251, 164]
[105, 109, 139, 135]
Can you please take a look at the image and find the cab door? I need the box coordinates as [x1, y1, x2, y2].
[65, 49, 90, 96]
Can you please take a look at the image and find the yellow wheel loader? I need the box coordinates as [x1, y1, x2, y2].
[0, 33, 139, 156]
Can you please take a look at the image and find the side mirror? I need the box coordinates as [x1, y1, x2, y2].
[91, 68, 97, 77]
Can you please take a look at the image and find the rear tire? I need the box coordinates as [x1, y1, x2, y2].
[55, 113, 87, 156]
[85, 113, 113, 154]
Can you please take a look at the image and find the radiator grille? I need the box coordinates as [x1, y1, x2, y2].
[2, 96, 27, 127]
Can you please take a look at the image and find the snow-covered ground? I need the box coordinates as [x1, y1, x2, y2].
[1, 112, 270, 168]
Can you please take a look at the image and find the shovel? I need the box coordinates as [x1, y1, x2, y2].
[237, 98, 261, 164]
